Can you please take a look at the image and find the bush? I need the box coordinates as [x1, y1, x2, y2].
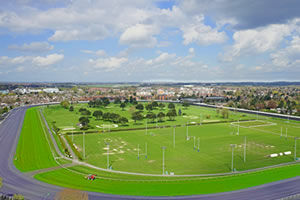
[206, 114, 211, 119]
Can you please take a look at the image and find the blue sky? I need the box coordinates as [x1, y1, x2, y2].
[0, 0, 300, 82]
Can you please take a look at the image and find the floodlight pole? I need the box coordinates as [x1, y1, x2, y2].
[186, 122, 189, 139]
[83, 132, 85, 160]
[295, 137, 298, 161]
[197, 137, 200, 152]
[137, 144, 140, 159]
[105, 142, 110, 170]
[146, 119, 148, 135]
[162, 146, 166, 175]
[145, 142, 148, 158]
[173, 126, 175, 148]
[231, 144, 236, 172]
[281, 127, 282, 138]
[237, 119, 240, 136]
[244, 136, 246, 163]
[72, 124, 74, 143]
[193, 136, 196, 150]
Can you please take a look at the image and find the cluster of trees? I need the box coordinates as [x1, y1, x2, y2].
[131, 102, 177, 123]
[60, 100, 70, 109]
[88, 97, 110, 108]
[216, 108, 229, 119]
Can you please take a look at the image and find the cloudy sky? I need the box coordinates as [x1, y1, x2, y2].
[0, 0, 300, 82]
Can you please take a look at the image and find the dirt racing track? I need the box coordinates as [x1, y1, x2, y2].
[1, 106, 300, 200]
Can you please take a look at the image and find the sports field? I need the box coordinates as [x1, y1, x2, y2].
[43, 103, 256, 132]
[70, 118, 300, 175]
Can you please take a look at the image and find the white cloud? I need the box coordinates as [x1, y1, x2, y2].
[120, 24, 158, 48]
[180, 15, 227, 46]
[271, 36, 300, 68]
[81, 49, 107, 57]
[222, 23, 292, 61]
[89, 57, 128, 71]
[8, 42, 54, 52]
[146, 52, 176, 66]
[32, 53, 64, 66]
[189, 48, 195, 54]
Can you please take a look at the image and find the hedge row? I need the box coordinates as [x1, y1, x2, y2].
[65, 134, 83, 161]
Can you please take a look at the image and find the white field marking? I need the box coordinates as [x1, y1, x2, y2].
[102, 152, 115, 155]
[62, 127, 76, 130]
[231, 120, 276, 128]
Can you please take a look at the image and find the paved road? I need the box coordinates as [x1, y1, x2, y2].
[1, 107, 300, 200]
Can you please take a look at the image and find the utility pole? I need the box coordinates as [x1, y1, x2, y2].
[193, 136, 196, 150]
[244, 136, 246, 163]
[162, 146, 166, 175]
[230, 144, 237, 172]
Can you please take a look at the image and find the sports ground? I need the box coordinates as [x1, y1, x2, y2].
[13, 103, 300, 196]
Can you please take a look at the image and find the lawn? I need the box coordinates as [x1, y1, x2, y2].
[34, 163, 300, 196]
[14, 107, 58, 172]
[69, 117, 300, 175]
[42, 102, 256, 133]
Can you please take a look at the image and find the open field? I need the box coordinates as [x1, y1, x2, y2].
[14, 107, 58, 172]
[13, 104, 300, 196]
[43, 103, 256, 132]
[70, 118, 300, 175]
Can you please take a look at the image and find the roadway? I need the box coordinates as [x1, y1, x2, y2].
[0, 107, 300, 199]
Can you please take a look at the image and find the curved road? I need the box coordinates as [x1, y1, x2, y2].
[0, 107, 300, 200]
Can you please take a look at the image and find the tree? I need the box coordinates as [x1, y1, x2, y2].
[221, 108, 229, 119]
[81, 109, 91, 116]
[93, 110, 103, 120]
[267, 100, 277, 109]
[13, 194, 24, 200]
[132, 111, 143, 123]
[136, 104, 144, 111]
[114, 97, 121, 104]
[146, 104, 153, 112]
[120, 102, 126, 111]
[157, 112, 165, 122]
[102, 97, 110, 107]
[69, 106, 74, 112]
[79, 117, 89, 127]
[158, 103, 165, 110]
[60, 100, 70, 109]
[168, 103, 175, 109]
[102, 112, 111, 121]
[167, 109, 177, 121]
[109, 113, 121, 123]
[146, 112, 156, 122]
[119, 117, 128, 125]
[182, 102, 189, 109]
[129, 96, 133, 104]
[152, 101, 158, 108]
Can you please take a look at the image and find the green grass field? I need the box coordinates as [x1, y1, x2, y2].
[70, 118, 300, 175]
[34, 163, 300, 196]
[43, 103, 256, 132]
[14, 107, 58, 172]
[14, 104, 300, 196]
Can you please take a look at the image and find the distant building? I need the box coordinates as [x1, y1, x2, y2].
[43, 88, 60, 93]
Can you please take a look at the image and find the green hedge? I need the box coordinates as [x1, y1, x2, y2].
[65, 134, 83, 160]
